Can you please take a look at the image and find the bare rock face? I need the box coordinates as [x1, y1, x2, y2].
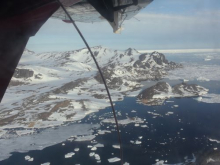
[138, 82, 208, 105]
[137, 82, 171, 105]
[13, 69, 34, 79]
[138, 82, 170, 100]
[151, 51, 168, 65]
[172, 83, 208, 96]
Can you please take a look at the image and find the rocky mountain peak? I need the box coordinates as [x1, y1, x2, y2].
[125, 48, 139, 56]
[150, 51, 168, 65]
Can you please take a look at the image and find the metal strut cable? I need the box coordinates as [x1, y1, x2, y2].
[56, 0, 123, 164]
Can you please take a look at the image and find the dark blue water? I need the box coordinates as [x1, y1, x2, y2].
[1, 95, 220, 165]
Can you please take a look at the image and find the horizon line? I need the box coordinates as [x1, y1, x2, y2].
[138, 48, 220, 53]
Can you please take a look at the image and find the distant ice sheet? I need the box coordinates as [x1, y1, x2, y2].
[167, 64, 220, 81]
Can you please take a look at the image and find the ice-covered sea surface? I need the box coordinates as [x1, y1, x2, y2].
[1, 51, 220, 165]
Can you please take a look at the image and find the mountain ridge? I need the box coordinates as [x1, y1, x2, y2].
[1, 46, 183, 137]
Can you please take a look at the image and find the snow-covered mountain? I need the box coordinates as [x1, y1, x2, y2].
[0, 46, 182, 137]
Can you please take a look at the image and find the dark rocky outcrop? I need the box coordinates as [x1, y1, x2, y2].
[138, 82, 170, 100]
[13, 69, 34, 78]
[150, 51, 168, 65]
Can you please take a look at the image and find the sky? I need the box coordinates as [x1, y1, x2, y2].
[26, 0, 220, 52]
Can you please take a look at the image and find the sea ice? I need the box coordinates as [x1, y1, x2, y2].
[108, 157, 121, 163]
[89, 152, 95, 157]
[135, 140, 142, 144]
[209, 138, 220, 143]
[112, 145, 120, 149]
[141, 125, 148, 128]
[91, 147, 97, 151]
[41, 162, 50, 165]
[94, 143, 104, 148]
[94, 154, 101, 160]
[65, 152, 75, 158]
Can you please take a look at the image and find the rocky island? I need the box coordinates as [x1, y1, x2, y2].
[137, 82, 208, 105]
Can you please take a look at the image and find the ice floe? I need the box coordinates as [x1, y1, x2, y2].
[41, 162, 50, 165]
[108, 157, 121, 163]
[123, 162, 130, 165]
[25, 155, 34, 161]
[101, 117, 144, 125]
[89, 152, 95, 157]
[94, 143, 104, 148]
[65, 152, 75, 158]
[94, 154, 101, 160]
[209, 138, 220, 143]
[141, 125, 148, 128]
[165, 112, 174, 116]
[97, 130, 111, 135]
[91, 147, 97, 151]
[74, 135, 96, 142]
[112, 145, 120, 149]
